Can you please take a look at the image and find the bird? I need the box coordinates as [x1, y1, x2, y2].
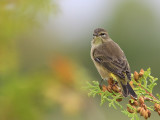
[90, 28, 137, 98]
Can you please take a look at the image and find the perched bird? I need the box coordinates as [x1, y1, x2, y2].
[90, 28, 137, 98]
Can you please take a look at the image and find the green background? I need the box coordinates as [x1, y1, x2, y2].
[0, 0, 160, 120]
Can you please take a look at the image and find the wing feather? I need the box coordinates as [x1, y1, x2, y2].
[93, 41, 131, 80]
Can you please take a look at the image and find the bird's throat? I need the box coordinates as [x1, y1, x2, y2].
[93, 37, 103, 45]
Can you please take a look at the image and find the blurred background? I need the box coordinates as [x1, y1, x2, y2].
[1, 0, 160, 120]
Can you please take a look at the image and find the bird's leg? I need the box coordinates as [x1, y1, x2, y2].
[109, 78, 118, 86]
[99, 79, 104, 90]
[114, 81, 118, 85]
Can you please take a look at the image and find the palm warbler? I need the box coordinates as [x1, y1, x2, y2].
[90, 28, 137, 98]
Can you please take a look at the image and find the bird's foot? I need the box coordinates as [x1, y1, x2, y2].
[99, 79, 103, 90]
[114, 81, 118, 85]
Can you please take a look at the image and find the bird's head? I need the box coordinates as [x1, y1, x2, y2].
[92, 28, 109, 45]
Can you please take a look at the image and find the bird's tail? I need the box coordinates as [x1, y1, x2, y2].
[120, 82, 137, 98]
[127, 82, 137, 98]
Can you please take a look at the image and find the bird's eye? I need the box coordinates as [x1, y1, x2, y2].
[100, 33, 106, 38]
[100, 33, 106, 36]
[100, 33, 105, 36]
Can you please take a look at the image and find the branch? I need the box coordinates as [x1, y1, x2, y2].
[85, 68, 160, 120]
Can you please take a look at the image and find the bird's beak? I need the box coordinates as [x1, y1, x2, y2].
[93, 33, 98, 39]
[93, 33, 98, 36]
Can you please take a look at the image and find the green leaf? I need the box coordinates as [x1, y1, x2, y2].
[85, 68, 159, 120]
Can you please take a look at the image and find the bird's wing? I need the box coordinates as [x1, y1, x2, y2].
[93, 41, 131, 80]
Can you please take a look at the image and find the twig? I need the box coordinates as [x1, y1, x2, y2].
[138, 84, 160, 103]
